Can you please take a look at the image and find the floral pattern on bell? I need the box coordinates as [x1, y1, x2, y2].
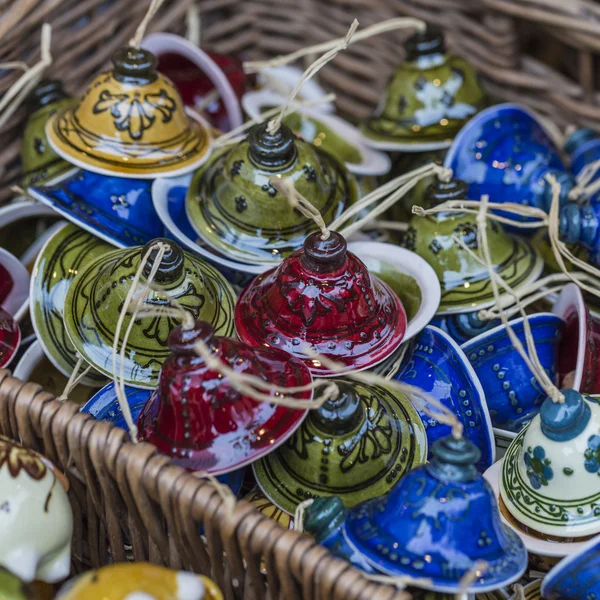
[185, 122, 358, 265]
[362, 28, 486, 149]
[253, 379, 427, 513]
[584, 435, 600, 474]
[235, 231, 407, 376]
[524, 446, 553, 489]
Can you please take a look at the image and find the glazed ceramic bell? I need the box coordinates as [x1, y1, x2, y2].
[20, 80, 72, 188]
[501, 390, 600, 540]
[63, 238, 236, 388]
[46, 46, 211, 177]
[0, 309, 20, 368]
[405, 178, 543, 314]
[0, 435, 72, 583]
[444, 104, 574, 216]
[565, 126, 600, 192]
[253, 378, 427, 513]
[559, 199, 600, 267]
[235, 230, 407, 375]
[185, 120, 358, 265]
[55, 563, 222, 600]
[541, 533, 600, 600]
[361, 27, 486, 151]
[394, 325, 495, 471]
[344, 436, 528, 593]
[137, 319, 311, 474]
[430, 310, 500, 345]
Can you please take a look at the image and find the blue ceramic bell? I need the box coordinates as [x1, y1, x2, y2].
[430, 310, 500, 345]
[444, 104, 574, 219]
[343, 436, 528, 593]
[559, 199, 600, 266]
[393, 326, 495, 472]
[541, 533, 600, 600]
[565, 127, 600, 184]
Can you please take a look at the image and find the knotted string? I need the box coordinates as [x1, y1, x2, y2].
[0, 23, 52, 132]
[266, 20, 359, 135]
[243, 17, 427, 74]
[56, 354, 92, 403]
[129, 0, 165, 48]
[270, 177, 330, 240]
[512, 583, 526, 600]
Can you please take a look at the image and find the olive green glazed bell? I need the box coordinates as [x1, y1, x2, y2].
[362, 27, 486, 150]
[0, 568, 41, 600]
[253, 378, 427, 514]
[185, 121, 359, 265]
[405, 178, 543, 314]
[21, 80, 73, 188]
[63, 238, 236, 389]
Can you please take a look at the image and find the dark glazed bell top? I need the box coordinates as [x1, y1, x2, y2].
[310, 380, 365, 435]
[540, 389, 591, 442]
[301, 231, 347, 273]
[405, 27, 446, 62]
[247, 122, 298, 171]
[426, 435, 480, 483]
[141, 238, 185, 285]
[304, 496, 347, 542]
[168, 320, 215, 355]
[27, 79, 70, 112]
[424, 177, 468, 208]
[112, 47, 158, 84]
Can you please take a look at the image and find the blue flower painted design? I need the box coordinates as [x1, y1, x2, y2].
[524, 446, 553, 489]
[584, 434, 600, 474]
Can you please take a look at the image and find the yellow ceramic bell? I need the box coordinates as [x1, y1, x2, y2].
[56, 563, 223, 600]
[46, 47, 211, 178]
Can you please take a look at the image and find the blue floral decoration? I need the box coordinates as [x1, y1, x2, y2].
[524, 446, 553, 489]
[584, 434, 600, 474]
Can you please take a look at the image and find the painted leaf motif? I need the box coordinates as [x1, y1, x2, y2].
[0, 435, 47, 480]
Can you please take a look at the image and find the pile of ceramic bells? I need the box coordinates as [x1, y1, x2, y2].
[2, 24, 600, 600]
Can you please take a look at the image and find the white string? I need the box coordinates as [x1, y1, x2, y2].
[56, 354, 92, 403]
[244, 17, 427, 74]
[130, 0, 165, 48]
[267, 20, 359, 135]
[0, 24, 52, 132]
[512, 583, 526, 600]
[293, 498, 314, 533]
[185, 3, 201, 47]
[569, 158, 600, 201]
[456, 560, 488, 596]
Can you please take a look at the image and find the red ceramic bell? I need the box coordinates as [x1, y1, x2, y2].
[0, 308, 20, 368]
[235, 231, 407, 376]
[137, 320, 312, 474]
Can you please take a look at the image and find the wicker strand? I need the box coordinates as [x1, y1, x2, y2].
[129, 0, 165, 48]
[243, 17, 427, 74]
[267, 20, 359, 135]
[56, 354, 92, 403]
[0, 23, 52, 132]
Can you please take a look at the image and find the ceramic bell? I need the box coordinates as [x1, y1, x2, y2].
[430, 310, 500, 345]
[343, 436, 528, 593]
[235, 230, 407, 375]
[0, 309, 20, 368]
[46, 46, 211, 177]
[501, 390, 600, 540]
[394, 325, 495, 471]
[565, 126, 600, 198]
[137, 319, 311, 474]
[559, 199, 600, 267]
[20, 80, 72, 188]
[63, 238, 236, 388]
[444, 104, 574, 218]
[405, 177, 543, 314]
[462, 313, 564, 432]
[31, 223, 111, 386]
[541, 533, 600, 600]
[0, 247, 29, 319]
[185, 121, 359, 265]
[361, 27, 486, 151]
[243, 488, 294, 530]
[55, 563, 222, 600]
[0, 435, 72, 583]
[253, 378, 427, 513]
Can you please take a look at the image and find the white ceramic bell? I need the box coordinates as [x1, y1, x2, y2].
[0, 435, 72, 582]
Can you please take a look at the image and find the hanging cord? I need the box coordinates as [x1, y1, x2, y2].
[0, 23, 52, 132]
[111, 242, 170, 442]
[129, 0, 165, 48]
[266, 20, 359, 135]
[56, 354, 92, 403]
[512, 583, 526, 600]
[270, 177, 330, 240]
[568, 158, 600, 201]
[244, 17, 426, 74]
[186, 3, 201, 47]
[456, 561, 488, 598]
[476, 195, 565, 403]
[293, 498, 314, 533]
[213, 93, 337, 149]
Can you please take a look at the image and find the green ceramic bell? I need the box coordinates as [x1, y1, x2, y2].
[253, 378, 427, 514]
[63, 238, 236, 389]
[405, 177, 543, 313]
[362, 27, 486, 151]
[185, 121, 359, 265]
[0, 568, 46, 600]
[20, 80, 73, 188]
